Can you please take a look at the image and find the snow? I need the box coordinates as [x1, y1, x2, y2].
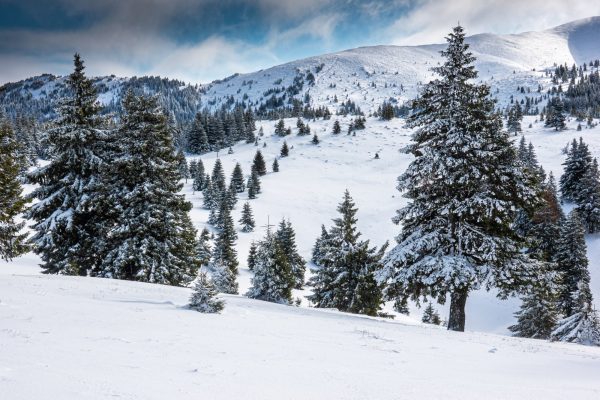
[1, 266, 600, 400]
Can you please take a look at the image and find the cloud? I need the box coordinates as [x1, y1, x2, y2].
[388, 0, 600, 45]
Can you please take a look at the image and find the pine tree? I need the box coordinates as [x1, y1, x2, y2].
[247, 241, 258, 271]
[333, 120, 341, 134]
[189, 271, 225, 313]
[187, 113, 210, 154]
[555, 211, 590, 317]
[280, 141, 289, 157]
[210, 200, 238, 294]
[230, 162, 245, 193]
[252, 150, 267, 176]
[274, 119, 286, 136]
[97, 91, 199, 285]
[551, 281, 600, 346]
[176, 150, 189, 181]
[308, 191, 387, 316]
[239, 202, 255, 232]
[246, 229, 293, 304]
[545, 97, 566, 131]
[528, 173, 563, 262]
[311, 133, 319, 144]
[575, 158, 600, 233]
[506, 104, 523, 135]
[197, 227, 212, 266]
[247, 169, 261, 197]
[422, 303, 441, 325]
[0, 118, 29, 261]
[560, 138, 592, 202]
[311, 224, 330, 263]
[274, 219, 305, 289]
[192, 159, 205, 192]
[272, 158, 279, 172]
[509, 283, 558, 339]
[211, 158, 226, 192]
[379, 26, 540, 332]
[25, 54, 108, 276]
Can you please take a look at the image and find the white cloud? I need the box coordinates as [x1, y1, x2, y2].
[388, 0, 600, 45]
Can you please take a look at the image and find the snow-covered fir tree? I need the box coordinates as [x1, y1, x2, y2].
[97, 91, 200, 285]
[239, 202, 255, 232]
[311, 133, 319, 144]
[211, 158, 226, 192]
[280, 141, 289, 157]
[379, 26, 539, 331]
[246, 229, 293, 304]
[0, 117, 29, 261]
[560, 138, 592, 202]
[252, 150, 267, 176]
[192, 159, 205, 192]
[176, 150, 189, 181]
[230, 162, 245, 193]
[309, 190, 387, 316]
[189, 271, 225, 313]
[333, 120, 341, 134]
[551, 281, 600, 346]
[247, 241, 257, 271]
[575, 158, 600, 233]
[186, 113, 210, 154]
[422, 303, 441, 325]
[545, 97, 566, 131]
[247, 169, 261, 199]
[274, 219, 305, 289]
[274, 119, 286, 136]
[311, 224, 330, 264]
[25, 54, 109, 275]
[272, 158, 279, 172]
[509, 281, 558, 339]
[197, 227, 212, 267]
[210, 199, 239, 294]
[507, 103, 523, 135]
[555, 210, 590, 317]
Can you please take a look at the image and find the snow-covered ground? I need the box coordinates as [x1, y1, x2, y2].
[2, 115, 600, 399]
[2, 266, 600, 400]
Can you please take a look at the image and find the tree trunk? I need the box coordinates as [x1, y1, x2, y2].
[447, 288, 469, 332]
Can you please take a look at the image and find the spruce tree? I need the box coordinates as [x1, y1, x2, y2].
[252, 150, 267, 176]
[210, 200, 239, 294]
[0, 118, 29, 261]
[189, 271, 225, 313]
[187, 113, 210, 154]
[280, 141, 289, 157]
[333, 120, 341, 134]
[422, 303, 441, 325]
[274, 119, 286, 136]
[230, 162, 245, 193]
[545, 97, 566, 131]
[506, 104, 523, 135]
[192, 159, 205, 192]
[211, 158, 226, 192]
[247, 241, 257, 271]
[551, 281, 600, 346]
[25, 54, 108, 275]
[509, 282, 558, 339]
[197, 227, 212, 267]
[555, 211, 590, 317]
[560, 138, 592, 202]
[379, 26, 539, 331]
[275, 219, 306, 289]
[246, 229, 293, 304]
[308, 190, 387, 316]
[272, 158, 279, 172]
[311, 133, 319, 144]
[239, 202, 255, 232]
[176, 150, 189, 181]
[576, 158, 600, 233]
[98, 92, 199, 285]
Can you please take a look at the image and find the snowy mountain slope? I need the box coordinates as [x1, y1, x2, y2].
[1, 266, 600, 400]
[199, 16, 600, 114]
[3, 17, 600, 121]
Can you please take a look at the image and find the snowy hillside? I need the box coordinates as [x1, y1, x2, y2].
[3, 17, 600, 121]
[2, 263, 600, 400]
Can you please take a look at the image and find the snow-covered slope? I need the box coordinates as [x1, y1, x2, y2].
[200, 16, 600, 114]
[3, 17, 600, 120]
[1, 265, 600, 400]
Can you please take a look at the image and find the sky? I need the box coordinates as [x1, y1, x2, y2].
[1, 0, 600, 85]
